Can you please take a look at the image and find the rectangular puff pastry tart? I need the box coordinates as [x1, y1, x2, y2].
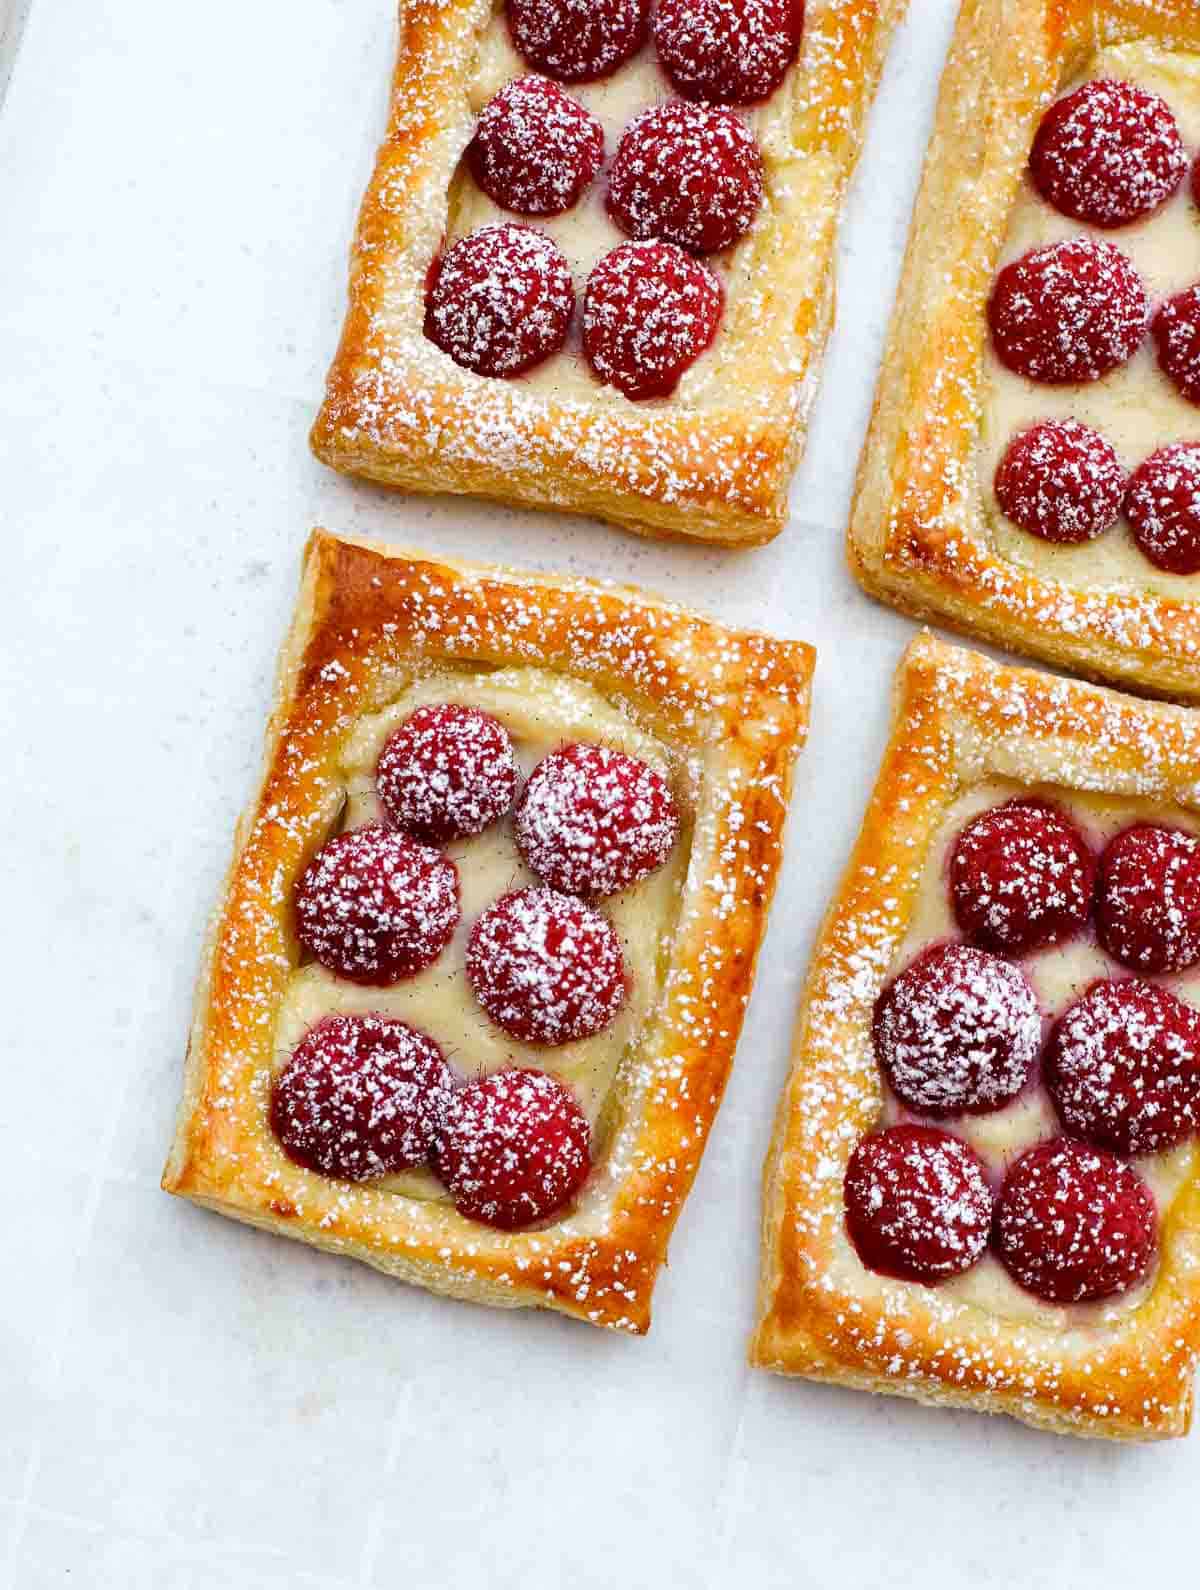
[163, 531, 813, 1332]
[310, 0, 907, 547]
[752, 632, 1200, 1440]
[851, 0, 1200, 699]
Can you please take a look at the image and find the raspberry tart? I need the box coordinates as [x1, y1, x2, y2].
[851, 2, 1200, 701]
[164, 532, 813, 1332]
[311, 0, 908, 545]
[753, 635, 1200, 1440]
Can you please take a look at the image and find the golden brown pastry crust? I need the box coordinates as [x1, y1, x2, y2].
[849, 0, 1200, 699]
[310, 0, 908, 547]
[751, 631, 1200, 1440]
[163, 531, 813, 1331]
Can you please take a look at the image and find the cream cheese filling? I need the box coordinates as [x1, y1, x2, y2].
[860, 780, 1199, 1333]
[980, 43, 1200, 597]
[271, 666, 687, 1203]
[445, 1, 824, 409]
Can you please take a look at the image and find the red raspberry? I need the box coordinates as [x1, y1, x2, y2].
[606, 102, 764, 255]
[514, 742, 679, 897]
[843, 1125, 993, 1284]
[950, 798, 1096, 957]
[653, 0, 805, 107]
[1124, 443, 1200, 574]
[466, 887, 626, 1045]
[994, 1138, 1157, 1304]
[583, 240, 722, 400]
[993, 420, 1126, 544]
[1030, 78, 1186, 229]
[872, 943, 1041, 1118]
[1096, 823, 1200, 974]
[270, 1014, 453, 1181]
[436, 1068, 591, 1228]
[376, 704, 518, 845]
[1044, 979, 1200, 1157]
[1152, 285, 1200, 406]
[294, 825, 459, 986]
[424, 224, 574, 378]
[467, 76, 604, 217]
[987, 238, 1148, 384]
[506, 0, 649, 83]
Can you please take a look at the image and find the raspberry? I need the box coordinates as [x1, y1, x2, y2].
[653, 0, 805, 107]
[466, 887, 626, 1045]
[376, 704, 518, 845]
[294, 825, 459, 986]
[606, 101, 763, 255]
[1044, 979, 1200, 1157]
[506, 0, 649, 83]
[1096, 823, 1200, 974]
[1030, 78, 1186, 229]
[467, 76, 604, 217]
[950, 798, 1096, 956]
[436, 1068, 591, 1228]
[1124, 442, 1200, 574]
[843, 1125, 993, 1284]
[993, 420, 1126, 544]
[988, 238, 1148, 384]
[872, 942, 1041, 1117]
[582, 240, 722, 400]
[994, 1138, 1157, 1304]
[424, 224, 574, 378]
[514, 742, 679, 897]
[1152, 285, 1200, 406]
[270, 1014, 453, 1181]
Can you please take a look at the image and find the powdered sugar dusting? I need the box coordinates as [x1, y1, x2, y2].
[176, 536, 812, 1332]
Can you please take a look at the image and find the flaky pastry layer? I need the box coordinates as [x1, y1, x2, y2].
[311, 0, 907, 546]
[163, 531, 813, 1331]
[850, 0, 1200, 699]
[751, 632, 1200, 1440]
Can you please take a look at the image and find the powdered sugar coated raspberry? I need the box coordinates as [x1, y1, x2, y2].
[994, 1138, 1157, 1304]
[1124, 442, 1200, 575]
[993, 419, 1126, 544]
[466, 886, 627, 1045]
[424, 224, 574, 378]
[376, 704, 518, 844]
[294, 824, 459, 985]
[950, 797, 1096, 956]
[653, 0, 805, 107]
[1030, 78, 1186, 229]
[1045, 978, 1200, 1157]
[872, 942, 1041, 1117]
[843, 1124, 993, 1285]
[583, 240, 722, 400]
[514, 741, 679, 896]
[988, 238, 1148, 384]
[1096, 822, 1200, 974]
[507, 0, 649, 83]
[436, 1067, 592, 1228]
[606, 101, 764, 256]
[1152, 285, 1200, 407]
[467, 76, 604, 218]
[270, 1013, 453, 1181]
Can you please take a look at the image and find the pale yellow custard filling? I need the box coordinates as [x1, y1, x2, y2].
[981, 43, 1200, 596]
[271, 666, 687, 1203]
[444, 0, 824, 409]
[867, 780, 1199, 1333]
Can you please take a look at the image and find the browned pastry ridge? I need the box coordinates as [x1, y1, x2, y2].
[311, 0, 908, 546]
[163, 531, 814, 1331]
[850, 0, 1200, 699]
[752, 632, 1200, 1440]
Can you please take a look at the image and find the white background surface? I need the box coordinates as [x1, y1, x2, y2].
[3, 1, 1197, 1585]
